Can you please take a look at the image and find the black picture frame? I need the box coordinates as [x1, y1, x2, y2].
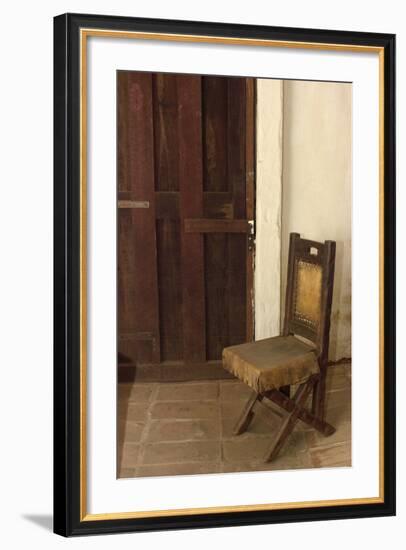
[54, 12, 396, 537]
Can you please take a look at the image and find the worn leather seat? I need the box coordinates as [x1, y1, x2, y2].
[222, 335, 319, 394]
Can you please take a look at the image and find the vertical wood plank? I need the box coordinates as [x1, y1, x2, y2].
[153, 74, 183, 360]
[153, 74, 179, 191]
[177, 75, 206, 362]
[227, 77, 247, 347]
[117, 210, 137, 362]
[156, 219, 183, 360]
[202, 77, 229, 191]
[117, 73, 129, 193]
[117, 72, 137, 363]
[118, 72, 255, 370]
[204, 233, 229, 359]
[117, 71, 160, 364]
[228, 78, 246, 218]
[203, 76, 229, 359]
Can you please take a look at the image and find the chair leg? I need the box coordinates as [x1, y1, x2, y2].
[312, 368, 327, 422]
[233, 392, 262, 435]
[264, 378, 315, 462]
[280, 385, 290, 398]
[266, 388, 335, 437]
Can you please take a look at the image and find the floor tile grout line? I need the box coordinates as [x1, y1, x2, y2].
[119, 367, 352, 478]
[133, 383, 160, 475]
[307, 440, 351, 452]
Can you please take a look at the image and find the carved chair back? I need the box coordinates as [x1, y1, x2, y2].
[283, 232, 336, 366]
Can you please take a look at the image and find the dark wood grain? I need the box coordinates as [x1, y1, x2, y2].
[185, 218, 249, 233]
[265, 379, 316, 462]
[203, 192, 233, 219]
[177, 75, 206, 362]
[156, 219, 183, 360]
[153, 74, 179, 191]
[152, 74, 184, 361]
[266, 385, 335, 436]
[227, 78, 247, 347]
[201, 76, 252, 358]
[118, 72, 253, 369]
[312, 239, 336, 420]
[233, 393, 263, 435]
[203, 76, 230, 360]
[245, 78, 256, 341]
[155, 191, 179, 219]
[117, 72, 160, 363]
[202, 76, 228, 191]
[117, 210, 137, 363]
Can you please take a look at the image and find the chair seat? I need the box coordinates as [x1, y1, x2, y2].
[222, 335, 319, 394]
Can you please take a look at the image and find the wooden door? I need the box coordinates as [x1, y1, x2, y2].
[117, 72, 255, 381]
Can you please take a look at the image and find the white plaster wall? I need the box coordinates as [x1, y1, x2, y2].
[254, 80, 284, 340]
[255, 79, 352, 361]
[281, 80, 352, 361]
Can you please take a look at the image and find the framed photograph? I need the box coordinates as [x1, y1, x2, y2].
[53, 13, 396, 536]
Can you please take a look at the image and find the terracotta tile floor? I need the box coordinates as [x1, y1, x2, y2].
[117, 363, 351, 478]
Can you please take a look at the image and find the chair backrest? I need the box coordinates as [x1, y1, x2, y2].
[283, 233, 336, 363]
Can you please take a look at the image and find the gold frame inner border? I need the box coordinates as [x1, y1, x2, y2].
[79, 27, 385, 522]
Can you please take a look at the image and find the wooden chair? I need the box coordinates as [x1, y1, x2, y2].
[222, 232, 336, 462]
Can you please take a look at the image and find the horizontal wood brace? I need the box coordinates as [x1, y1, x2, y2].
[119, 193, 235, 220]
[118, 200, 150, 209]
[119, 331, 155, 340]
[184, 218, 250, 233]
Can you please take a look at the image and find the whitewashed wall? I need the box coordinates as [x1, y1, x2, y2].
[254, 79, 284, 340]
[255, 79, 352, 361]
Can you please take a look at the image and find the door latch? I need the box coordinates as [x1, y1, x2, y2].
[247, 220, 255, 251]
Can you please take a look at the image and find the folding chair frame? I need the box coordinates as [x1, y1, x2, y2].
[233, 233, 336, 461]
